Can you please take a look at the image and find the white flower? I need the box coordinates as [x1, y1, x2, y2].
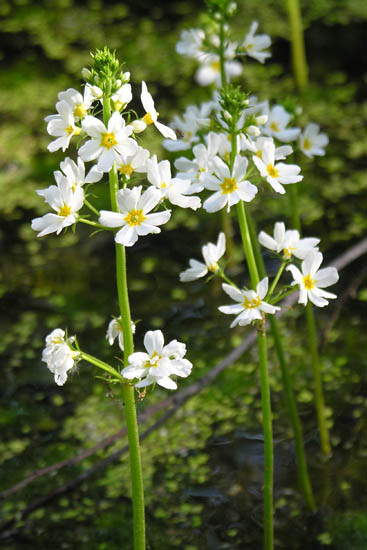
[116, 146, 150, 179]
[140, 81, 177, 140]
[195, 53, 242, 87]
[162, 113, 200, 152]
[121, 330, 192, 390]
[79, 111, 137, 172]
[42, 329, 79, 386]
[299, 123, 329, 158]
[99, 185, 171, 247]
[286, 251, 339, 307]
[176, 28, 205, 58]
[258, 222, 320, 259]
[146, 155, 201, 210]
[57, 86, 95, 119]
[174, 132, 220, 193]
[219, 278, 280, 328]
[261, 103, 301, 143]
[253, 137, 293, 162]
[252, 139, 302, 194]
[202, 154, 258, 213]
[45, 101, 81, 152]
[106, 317, 136, 351]
[238, 21, 271, 64]
[111, 83, 133, 111]
[32, 178, 84, 237]
[54, 156, 103, 191]
[180, 232, 226, 282]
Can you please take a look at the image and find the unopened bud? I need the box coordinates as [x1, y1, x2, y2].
[255, 115, 268, 126]
[115, 79, 122, 88]
[90, 85, 103, 99]
[247, 125, 260, 137]
[228, 2, 237, 16]
[131, 119, 147, 133]
[123, 71, 130, 82]
[81, 68, 92, 80]
[223, 110, 232, 121]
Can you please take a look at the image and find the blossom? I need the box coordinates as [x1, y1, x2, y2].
[106, 317, 136, 351]
[54, 156, 103, 191]
[195, 53, 242, 87]
[57, 86, 95, 119]
[79, 111, 137, 172]
[261, 103, 301, 143]
[116, 146, 150, 179]
[174, 131, 220, 193]
[180, 232, 226, 282]
[252, 139, 302, 194]
[258, 222, 320, 259]
[286, 251, 339, 307]
[99, 185, 171, 247]
[219, 278, 280, 328]
[32, 178, 84, 237]
[253, 137, 292, 162]
[111, 83, 133, 111]
[299, 123, 329, 158]
[45, 100, 81, 152]
[202, 154, 258, 212]
[238, 21, 271, 64]
[121, 330, 192, 390]
[146, 155, 201, 210]
[176, 28, 205, 58]
[140, 81, 177, 140]
[42, 329, 79, 386]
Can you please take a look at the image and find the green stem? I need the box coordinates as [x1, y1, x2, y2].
[286, 0, 309, 89]
[80, 352, 125, 382]
[288, 184, 331, 459]
[219, 20, 227, 90]
[268, 261, 287, 298]
[305, 302, 331, 457]
[84, 198, 100, 216]
[79, 218, 112, 231]
[103, 97, 146, 549]
[247, 212, 315, 509]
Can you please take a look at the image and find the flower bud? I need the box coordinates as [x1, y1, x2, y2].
[81, 68, 92, 80]
[228, 2, 237, 16]
[131, 119, 147, 133]
[247, 125, 261, 136]
[223, 110, 232, 121]
[255, 115, 268, 126]
[123, 71, 131, 82]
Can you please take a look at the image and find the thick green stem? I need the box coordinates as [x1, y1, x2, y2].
[103, 97, 146, 548]
[247, 212, 315, 509]
[286, 0, 309, 89]
[288, 184, 331, 459]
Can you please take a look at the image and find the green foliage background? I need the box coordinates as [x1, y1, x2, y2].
[0, 1, 366, 549]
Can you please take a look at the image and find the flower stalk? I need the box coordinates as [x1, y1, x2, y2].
[286, 0, 309, 89]
[103, 95, 146, 548]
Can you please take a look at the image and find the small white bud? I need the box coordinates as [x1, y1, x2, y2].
[90, 85, 103, 99]
[295, 106, 303, 116]
[123, 71, 130, 82]
[255, 115, 268, 126]
[223, 110, 232, 121]
[247, 125, 261, 136]
[243, 99, 250, 107]
[81, 68, 92, 80]
[116, 79, 122, 88]
[131, 119, 147, 133]
[228, 3, 237, 16]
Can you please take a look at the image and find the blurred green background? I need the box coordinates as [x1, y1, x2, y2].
[0, 1, 366, 549]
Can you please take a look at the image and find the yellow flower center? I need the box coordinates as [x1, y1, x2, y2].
[124, 208, 146, 227]
[145, 352, 162, 368]
[283, 246, 296, 259]
[303, 273, 316, 290]
[224, 151, 231, 163]
[74, 104, 87, 118]
[161, 182, 167, 189]
[142, 112, 155, 125]
[183, 131, 192, 142]
[270, 121, 279, 132]
[220, 177, 237, 194]
[119, 163, 134, 176]
[58, 203, 71, 217]
[208, 262, 219, 273]
[256, 150, 263, 159]
[243, 295, 261, 309]
[303, 138, 312, 150]
[210, 60, 220, 72]
[66, 124, 79, 136]
[113, 100, 124, 111]
[100, 132, 117, 149]
[266, 164, 279, 178]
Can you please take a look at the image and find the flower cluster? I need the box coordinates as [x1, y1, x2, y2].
[42, 329, 79, 386]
